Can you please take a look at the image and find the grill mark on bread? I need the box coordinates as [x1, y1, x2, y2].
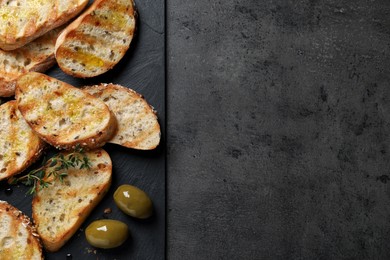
[84, 8, 134, 32]
[60, 30, 131, 57]
[56, 47, 115, 71]
[123, 121, 161, 148]
[69, 23, 132, 46]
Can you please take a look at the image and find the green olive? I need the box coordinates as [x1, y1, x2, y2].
[113, 184, 153, 219]
[85, 219, 129, 249]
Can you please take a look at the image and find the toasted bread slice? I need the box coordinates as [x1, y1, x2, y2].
[0, 27, 64, 97]
[32, 149, 112, 252]
[84, 83, 161, 150]
[15, 72, 117, 150]
[55, 0, 137, 78]
[0, 0, 89, 50]
[0, 100, 45, 181]
[0, 200, 43, 259]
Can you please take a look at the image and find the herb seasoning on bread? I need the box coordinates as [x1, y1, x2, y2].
[32, 149, 112, 252]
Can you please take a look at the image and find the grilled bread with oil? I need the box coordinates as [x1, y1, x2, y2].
[55, 0, 137, 77]
[0, 27, 64, 97]
[0, 200, 43, 259]
[84, 83, 161, 150]
[0, 0, 89, 50]
[0, 100, 45, 181]
[15, 72, 117, 150]
[32, 149, 112, 252]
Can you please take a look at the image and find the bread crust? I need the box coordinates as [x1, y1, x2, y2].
[0, 200, 43, 259]
[15, 72, 117, 150]
[0, 0, 89, 50]
[0, 81, 16, 98]
[0, 100, 46, 181]
[32, 149, 112, 252]
[55, 0, 137, 78]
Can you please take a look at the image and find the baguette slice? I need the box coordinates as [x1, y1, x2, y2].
[84, 83, 161, 150]
[0, 0, 89, 50]
[0, 200, 43, 259]
[0, 27, 64, 97]
[15, 72, 117, 150]
[0, 100, 45, 181]
[55, 0, 137, 77]
[32, 149, 112, 252]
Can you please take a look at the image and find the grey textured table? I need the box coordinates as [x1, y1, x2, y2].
[167, 0, 390, 259]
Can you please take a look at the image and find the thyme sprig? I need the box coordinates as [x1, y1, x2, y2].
[10, 145, 91, 195]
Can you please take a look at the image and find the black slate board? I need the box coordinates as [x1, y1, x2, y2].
[0, 0, 165, 259]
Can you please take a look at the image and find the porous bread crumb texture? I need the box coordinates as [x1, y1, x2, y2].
[0, 101, 44, 180]
[0, 0, 89, 50]
[56, 0, 136, 77]
[84, 84, 161, 150]
[16, 72, 115, 149]
[0, 27, 62, 97]
[0, 201, 43, 259]
[33, 149, 111, 252]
